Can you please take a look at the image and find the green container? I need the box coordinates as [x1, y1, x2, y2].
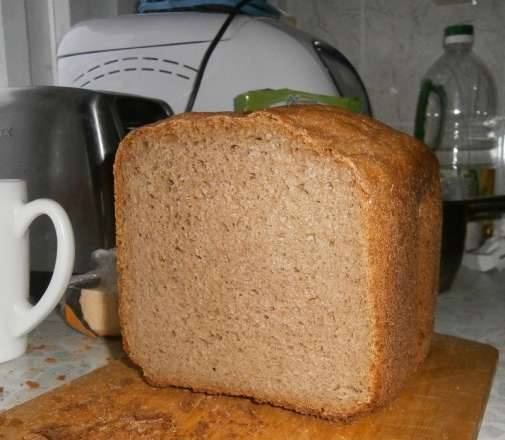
[234, 88, 363, 113]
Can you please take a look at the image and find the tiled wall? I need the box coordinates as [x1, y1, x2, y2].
[271, 0, 505, 135]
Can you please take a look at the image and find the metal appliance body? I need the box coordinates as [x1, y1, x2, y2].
[56, 12, 371, 115]
[0, 87, 172, 275]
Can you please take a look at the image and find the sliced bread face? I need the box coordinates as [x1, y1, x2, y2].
[115, 106, 441, 421]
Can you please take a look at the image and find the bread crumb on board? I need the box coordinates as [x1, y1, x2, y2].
[25, 381, 40, 390]
[27, 344, 46, 352]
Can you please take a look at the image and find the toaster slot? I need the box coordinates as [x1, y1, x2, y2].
[114, 96, 173, 132]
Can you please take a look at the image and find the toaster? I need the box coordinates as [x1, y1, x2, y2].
[0, 87, 172, 294]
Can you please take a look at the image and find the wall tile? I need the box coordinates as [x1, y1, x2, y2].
[270, 0, 362, 77]
[362, 0, 423, 129]
[364, 0, 505, 131]
[274, 0, 504, 134]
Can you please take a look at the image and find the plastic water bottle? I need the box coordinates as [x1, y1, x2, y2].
[415, 24, 497, 201]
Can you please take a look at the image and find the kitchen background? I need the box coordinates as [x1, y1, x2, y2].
[0, 1, 503, 438]
[0, 0, 502, 134]
[271, 0, 505, 134]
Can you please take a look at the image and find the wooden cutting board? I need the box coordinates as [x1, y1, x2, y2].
[0, 334, 497, 440]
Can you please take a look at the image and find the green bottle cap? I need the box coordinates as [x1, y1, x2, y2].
[444, 24, 474, 37]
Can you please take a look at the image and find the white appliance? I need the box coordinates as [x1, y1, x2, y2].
[57, 12, 371, 115]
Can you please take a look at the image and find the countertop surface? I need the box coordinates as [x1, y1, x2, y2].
[0, 268, 504, 439]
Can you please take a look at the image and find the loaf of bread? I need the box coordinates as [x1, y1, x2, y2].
[114, 105, 441, 421]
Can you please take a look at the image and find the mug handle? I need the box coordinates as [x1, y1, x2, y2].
[10, 199, 75, 337]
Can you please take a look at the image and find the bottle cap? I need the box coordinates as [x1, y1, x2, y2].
[444, 24, 474, 44]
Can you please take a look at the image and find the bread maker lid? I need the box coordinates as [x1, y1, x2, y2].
[57, 12, 249, 57]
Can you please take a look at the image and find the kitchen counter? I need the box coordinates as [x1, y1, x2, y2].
[0, 268, 504, 439]
[435, 268, 505, 439]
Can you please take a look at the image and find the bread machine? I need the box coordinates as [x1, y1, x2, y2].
[0, 87, 172, 299]
[56, 12, 372, 115]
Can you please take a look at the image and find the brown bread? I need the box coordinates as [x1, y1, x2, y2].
[114, 105, 442, 420]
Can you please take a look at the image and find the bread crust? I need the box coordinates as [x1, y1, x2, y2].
[114, 105, 441, 421]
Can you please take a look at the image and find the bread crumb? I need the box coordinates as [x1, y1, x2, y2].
[45, 357, 57, 364]
[56, 375, 66, 381]
[25, 381, 40, 389]
[0, 386, 3, 394]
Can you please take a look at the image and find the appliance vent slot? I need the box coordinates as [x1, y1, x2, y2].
[73, 56, 197, 88]
[183, 64, 198, 72]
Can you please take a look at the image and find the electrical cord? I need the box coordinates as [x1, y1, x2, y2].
[184, 0, 255, 112]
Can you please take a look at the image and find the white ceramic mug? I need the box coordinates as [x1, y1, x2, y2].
[0, 180, 75, 363]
